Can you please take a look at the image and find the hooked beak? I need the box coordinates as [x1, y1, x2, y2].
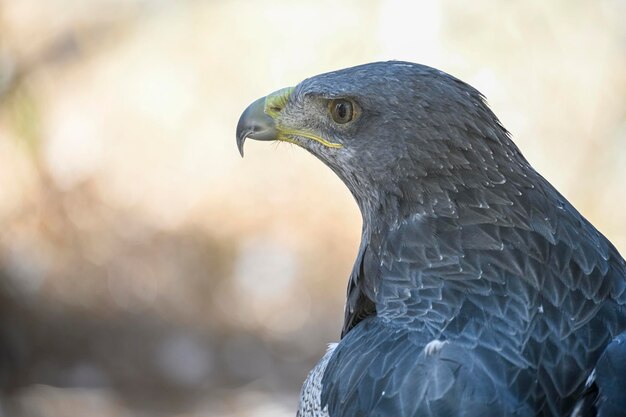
[236, 96, 277, 157]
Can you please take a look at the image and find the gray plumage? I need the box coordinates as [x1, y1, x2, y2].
[236, 61, 626, 417]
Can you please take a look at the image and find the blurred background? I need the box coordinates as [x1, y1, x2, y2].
[0, 0, 624, 416]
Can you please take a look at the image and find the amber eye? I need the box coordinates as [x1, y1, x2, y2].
[329, 99, 354, 124]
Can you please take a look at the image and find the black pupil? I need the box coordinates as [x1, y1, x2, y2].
[335, 101, 350, 121]
[336, 102, 347, 119]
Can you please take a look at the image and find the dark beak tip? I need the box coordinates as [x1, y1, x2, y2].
[235, 96, 277, 158]
[236, 113, 252, 158]
[236, 133, 246, 157]
[235, 124, 247, 158]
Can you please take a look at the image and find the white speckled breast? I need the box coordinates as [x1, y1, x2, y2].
[296, 343, 337, 417]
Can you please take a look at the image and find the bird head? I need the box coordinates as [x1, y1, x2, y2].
[237, 61, 525, 224]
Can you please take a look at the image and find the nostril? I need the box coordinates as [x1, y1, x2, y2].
[268, 105, 282, 113]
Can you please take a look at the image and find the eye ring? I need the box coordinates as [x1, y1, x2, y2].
[329, 99, 355, 124]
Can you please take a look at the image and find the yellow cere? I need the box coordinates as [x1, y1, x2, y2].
[264, 87, 343, 150]
[264, 87, 294, 118]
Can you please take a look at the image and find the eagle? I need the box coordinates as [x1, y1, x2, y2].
[236, 62, 626, 417]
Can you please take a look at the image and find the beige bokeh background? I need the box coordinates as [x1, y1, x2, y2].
[0, 1, 624, 416]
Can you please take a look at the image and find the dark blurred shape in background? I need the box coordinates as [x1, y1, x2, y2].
[0, 1, 624, 416]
